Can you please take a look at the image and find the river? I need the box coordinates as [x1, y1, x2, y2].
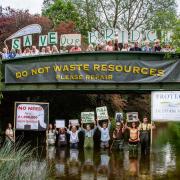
[41, 122, 180, 179]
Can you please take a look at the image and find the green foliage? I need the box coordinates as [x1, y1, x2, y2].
[42, 0, 81, 31]
[172, 19, 180, 52]
[0, 142, 49, 180]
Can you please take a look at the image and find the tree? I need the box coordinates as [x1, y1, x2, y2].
[42, 0, 81, 29]
[73, 0, 177, 33]
[147, 0, 177, 39]
[172, 19, 180, 52]
[0, 7, 52, 50]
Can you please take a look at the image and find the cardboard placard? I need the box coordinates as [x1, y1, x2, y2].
[56, 120, 65, 128]
[115, 112, 123, 122]
[126, 112, 139, 122]
[69, 119, 79, 126]
[96, 106, 108, 121]
[81, 112, 95, 123]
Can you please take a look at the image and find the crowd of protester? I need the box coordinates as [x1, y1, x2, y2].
[0, 39, 176, 60]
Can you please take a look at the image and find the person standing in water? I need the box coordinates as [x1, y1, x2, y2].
[47, 123, 56, 146]
[125, 122, 140, 144]
[81, 121, 97, 149]
[97, 119, 111, 149]
[67, 124, 81, 148]
[112, 122, 125, 150]
[138, 116, 155, 154]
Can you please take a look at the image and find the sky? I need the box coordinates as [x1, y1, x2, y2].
[1, 0, 180, 15]
[1, 0, 44, 14]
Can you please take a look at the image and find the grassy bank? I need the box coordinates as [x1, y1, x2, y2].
[0, 142, 49, 180]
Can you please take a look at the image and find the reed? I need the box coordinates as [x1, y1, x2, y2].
[0, 142, 49, 180]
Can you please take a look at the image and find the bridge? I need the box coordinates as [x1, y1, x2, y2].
[1, 52, 180, 92]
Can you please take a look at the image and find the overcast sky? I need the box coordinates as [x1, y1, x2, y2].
[1, 0, 180, 14]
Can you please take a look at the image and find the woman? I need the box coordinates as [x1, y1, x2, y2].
[5, 123, 14, 143]
[47, 123, 56, 145]
[121, 43, 129, 51]
[52, 45, 59, 54]
[105, 40, 114, 51]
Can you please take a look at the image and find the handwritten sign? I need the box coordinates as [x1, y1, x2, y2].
[81, 112, 95, 123]
[96, 106, 108, 121]
[56, 120, 65, 128]
[60, 34, 81, 46]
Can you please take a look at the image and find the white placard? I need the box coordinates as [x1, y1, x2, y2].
[69, 119, 79, 126]
[152, 91, 180, 121]
[96, 106, 108, 121]
[16, 104, 44, 130]
[56, 120, 65, 128]
[126, 112, 139, 122]
[60, 34, 81, 46]
[81, 112, 95, 123]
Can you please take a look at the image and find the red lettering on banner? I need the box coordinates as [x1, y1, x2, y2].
[27, 106, 43, 111]
[17, 106, 26, 110]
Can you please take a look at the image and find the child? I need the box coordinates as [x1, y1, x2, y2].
[57, 128, 67, 147]
[47, 123, 56, 146]
[81, 121, 97, 149]
[126, 122, 140, 144]
[97, 119, 111, 149]
[67, 124, 81, 148]
[112, 122, 125, 149]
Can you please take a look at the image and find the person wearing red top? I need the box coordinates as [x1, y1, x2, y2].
[69, 45, 82, 52]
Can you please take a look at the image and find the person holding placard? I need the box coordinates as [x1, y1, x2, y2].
[5, 123, 14, 144]
[125, 122, 140, 145]
[67, 123, 81, 149]
[138, 116, 155, 154]
[112, 122, 125, 150]
[47, 123, 56, 146]
[81, 121, 97, 149]
[97, 119, 111, 149]
[57, 128, 68, 147]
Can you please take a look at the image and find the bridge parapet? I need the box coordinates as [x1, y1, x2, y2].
[1, 52, 180, 91]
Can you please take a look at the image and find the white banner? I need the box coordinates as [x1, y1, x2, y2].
[96, 106, 108, 121]
[6, 24, 42, 41]
[151, 91, 180, 121]
[60, 34, 81, 46]
[16, 104, 45, 130]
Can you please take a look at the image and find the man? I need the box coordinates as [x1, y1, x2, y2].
[153, 39, 161, 52]
[138, 116, 155, 154]
[130, 42, 142, 51]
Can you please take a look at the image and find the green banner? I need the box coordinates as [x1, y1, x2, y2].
[5, 59, 180, 84]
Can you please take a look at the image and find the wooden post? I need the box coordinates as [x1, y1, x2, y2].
[14, 102, 16, 146]
[150, 120, 154, 154]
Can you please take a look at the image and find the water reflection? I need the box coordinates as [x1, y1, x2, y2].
[45, 123, 178, 179]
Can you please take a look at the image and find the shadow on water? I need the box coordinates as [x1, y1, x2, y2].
[32, 123, 180, 179]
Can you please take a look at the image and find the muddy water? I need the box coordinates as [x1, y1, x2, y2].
[46, 123, 180, 179]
